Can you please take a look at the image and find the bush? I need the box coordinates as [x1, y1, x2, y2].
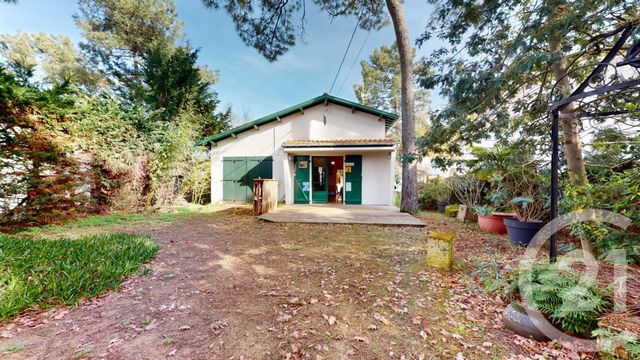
[418, 178, 450, 210]
[563, 167, 640, 265]
[444, 204, 459, 217]
[0, 233, 159, 320]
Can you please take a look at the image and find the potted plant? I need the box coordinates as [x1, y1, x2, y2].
[475, 177, 516, 234]
[446, 175, 484, 222]
[504, 197, 547, 246]
[429, 178, 451, 213]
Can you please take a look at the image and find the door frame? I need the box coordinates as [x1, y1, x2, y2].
[293, 155, 347, 205]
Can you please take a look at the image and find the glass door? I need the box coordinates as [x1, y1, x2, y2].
[311, 157, 328, 204]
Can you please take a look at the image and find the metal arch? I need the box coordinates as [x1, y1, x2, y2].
[547, 22, 640, 263]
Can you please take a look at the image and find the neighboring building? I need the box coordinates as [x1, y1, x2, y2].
[198, 94, 399, 206]
[416, 157, 455, 183]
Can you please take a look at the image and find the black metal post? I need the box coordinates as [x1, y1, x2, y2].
[550, 110, 559, 263]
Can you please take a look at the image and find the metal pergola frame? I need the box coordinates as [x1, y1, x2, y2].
[547, 22, 640, 261]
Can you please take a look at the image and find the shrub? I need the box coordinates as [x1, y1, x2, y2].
[0, 233, 159, 320]
[563, 167, 640, 265]
[444, 204, 459, 217]
[593, 328, 640, 359]
[446, 175, 485, 208]
[418, 177, 450, 210]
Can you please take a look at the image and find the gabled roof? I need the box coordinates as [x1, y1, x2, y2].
[197, 93, 399, 146]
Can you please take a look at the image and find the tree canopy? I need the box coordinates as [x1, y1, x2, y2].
[416, 0, 639, 174]
[0, 0, 230, 229]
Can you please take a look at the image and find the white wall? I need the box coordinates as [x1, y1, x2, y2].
[362, 151, 394, 205]
[210, 102, 392, 205]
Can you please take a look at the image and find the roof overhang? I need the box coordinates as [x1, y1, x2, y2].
[283, 139, 397, 148]
[196, 93, 399, 146]
[282, 139, 397, 153]
[283, 146, 396, 153]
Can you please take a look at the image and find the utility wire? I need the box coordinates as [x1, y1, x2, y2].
[336, 30, 371, 96]
[328, 18, 360, 94]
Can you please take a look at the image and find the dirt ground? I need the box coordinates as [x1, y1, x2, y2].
[0, 207, 595, 359]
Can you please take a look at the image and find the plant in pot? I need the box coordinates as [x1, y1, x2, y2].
[504, 193, 549, 246]
[475, 176, 516, 234]
[503, 262, 611, 341]
[446, 174, 484, 222]
[429, 178, 451, 213]
[497, 160, 550, 246]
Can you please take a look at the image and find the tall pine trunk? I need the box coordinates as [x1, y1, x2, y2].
[549, 37, 587, 185]
[386, 0, 418, 213]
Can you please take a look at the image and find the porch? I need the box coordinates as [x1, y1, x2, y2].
[257, 204, 425, 226]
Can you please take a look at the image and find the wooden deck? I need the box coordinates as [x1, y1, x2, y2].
[258, 204, 425, 226]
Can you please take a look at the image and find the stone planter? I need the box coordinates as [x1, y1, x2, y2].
[456, 205, 478, 223]
[425, 231, 455, 270]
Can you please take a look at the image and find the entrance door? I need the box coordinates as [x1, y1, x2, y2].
[311, 157, 328, 204]
[293, 156, 310, 204]
[344, 155, 362, 205]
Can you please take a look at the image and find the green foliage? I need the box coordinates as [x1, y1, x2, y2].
[470, 256, 508, 294]
[585, 128, 640, 179]
[354, 44, 430, 139]
[179, 148, 211, 204]
[562, 167, 640, 264]
[1, 0, 230, 229]
[75, 0, 183, 100]
[515, 262, 611, 337]
[416, 0, 639, 167]
[0, 32, 102, 90]
[444, 204, 459, 217]
[0, 233, 159, 320]
[418, 177, 450, 210]
[593, 328, 640, 359]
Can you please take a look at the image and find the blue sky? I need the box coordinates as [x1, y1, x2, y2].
[0, 0, 440, 124]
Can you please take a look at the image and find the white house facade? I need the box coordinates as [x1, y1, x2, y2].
[198, 94, 399, 206]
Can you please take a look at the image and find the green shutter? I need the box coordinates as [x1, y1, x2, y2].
[222, 156, 272, 203]
[344, 155, 362, 205]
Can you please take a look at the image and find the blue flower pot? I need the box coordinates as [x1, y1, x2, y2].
[504, 217, 546, 246]
[436, 201, 451, 213]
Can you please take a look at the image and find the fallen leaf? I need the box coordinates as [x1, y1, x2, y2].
[373, 313, 390, 325]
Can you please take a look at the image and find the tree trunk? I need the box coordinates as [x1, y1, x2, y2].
[549, 39, 588, 185]
[385, 0, 418, 213]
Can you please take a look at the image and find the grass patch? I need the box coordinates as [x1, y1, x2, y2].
[0, 233, 159, 321]
[0, 344, 26, 354]
[18, 204, 220, 238]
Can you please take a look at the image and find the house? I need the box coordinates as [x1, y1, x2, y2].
[198, 93, 399, 206]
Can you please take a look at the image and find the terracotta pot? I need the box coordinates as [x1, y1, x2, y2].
[478, 214, 508, 234]
[504, 217, 546, 246]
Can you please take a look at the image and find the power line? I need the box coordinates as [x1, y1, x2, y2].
[328, 18, 360, 94]
[336, 30, 371, 96]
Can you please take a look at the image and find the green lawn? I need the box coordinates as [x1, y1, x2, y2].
[0, 233, 159, 321]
